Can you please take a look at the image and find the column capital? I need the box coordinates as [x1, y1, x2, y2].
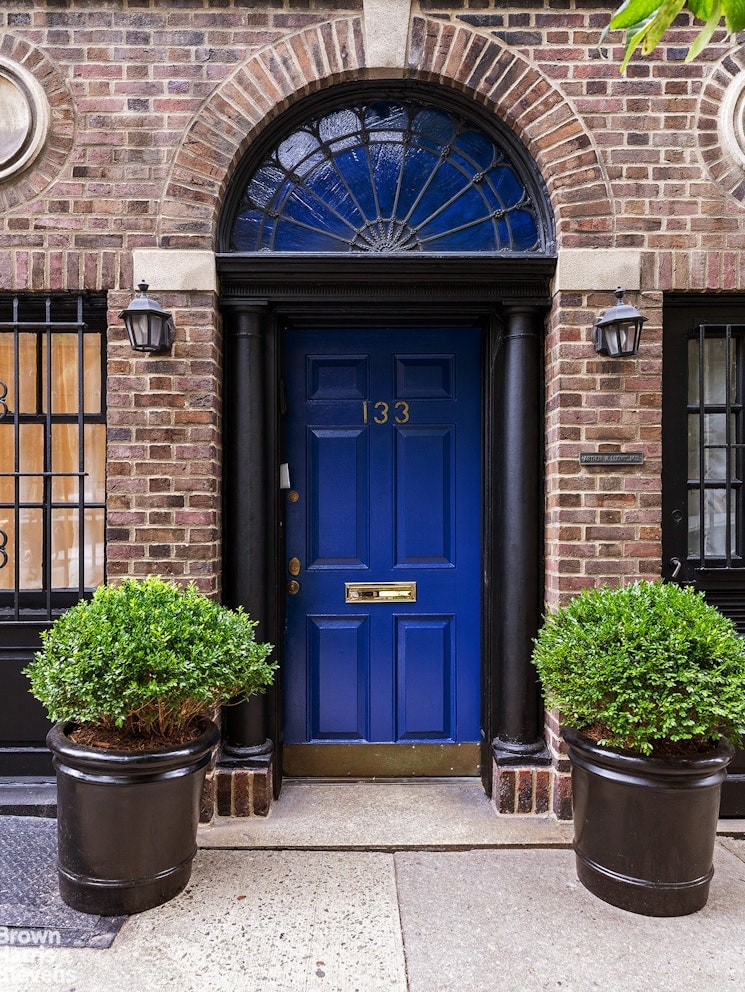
[229, 302, 270, 339]
[502, 304, 544, 341]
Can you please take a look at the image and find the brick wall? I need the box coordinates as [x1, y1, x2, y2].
[544, 289, 663, 608]
[105, 289, 223, 594]
[0, 2, 743, 639]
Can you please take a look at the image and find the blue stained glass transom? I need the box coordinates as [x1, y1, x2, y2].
[230, 100, 546, 254]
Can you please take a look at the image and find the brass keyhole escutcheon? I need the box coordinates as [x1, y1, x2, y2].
[287, 580, 301, 595]
[288, 490, 300, 503]
[288, 557, 301, 576]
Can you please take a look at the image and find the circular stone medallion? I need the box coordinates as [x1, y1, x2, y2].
[0, 59, 49, 181]
[720, 70, 745, 173]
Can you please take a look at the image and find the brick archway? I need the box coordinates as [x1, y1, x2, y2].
[157, 15, 612, 249]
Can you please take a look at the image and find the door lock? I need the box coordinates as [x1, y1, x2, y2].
[287, 580, 301, 596]
[288, 557, 301, 576]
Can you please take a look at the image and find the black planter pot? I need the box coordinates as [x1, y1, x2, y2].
[47, 718, 219, 916]
[565, 727, 733, 917]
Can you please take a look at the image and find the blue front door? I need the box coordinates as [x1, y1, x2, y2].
[283, 326, 481, 773]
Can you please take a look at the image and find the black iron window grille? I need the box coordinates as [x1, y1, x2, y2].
[0, 293, 106, 620]
[687, 324, 745, 566]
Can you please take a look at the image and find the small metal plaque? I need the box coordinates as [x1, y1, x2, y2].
[345, 581, 416, 603]
[579, 452, 644, 466]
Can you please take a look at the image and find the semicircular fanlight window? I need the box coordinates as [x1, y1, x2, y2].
[230, 100, 548, 254]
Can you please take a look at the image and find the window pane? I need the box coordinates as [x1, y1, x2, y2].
[20, 508, 44, 589]
[42, 334, 79, 414]
[698, 337, 736, 405]
[0, 424, 44, 504]
[51, 423, 79, 503]
[689, 488, 735, 558]
[83, 334, 102, 414]
[0, 424, 12, 505]
[19, 424, 44, 504]
[0, 509, 44, 590]
[0, 333, 37, 415]
[51, 508, 105, 589]
[0, 337, 11, 413]
[688, 335, 738, 405]
[705, 338, 727, 404]
[84, 508, 105, 587]
[690, 413, 736, 481]
[84, 423, 105, 503]
[51, 508, 78, 589]
[0, 513, 11, 590]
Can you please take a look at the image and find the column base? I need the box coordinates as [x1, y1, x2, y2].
[218, 739, 273, 768]
[200, 741, 275, 820]
[491, 741, 573, 819]
[200, 764, 274, 820]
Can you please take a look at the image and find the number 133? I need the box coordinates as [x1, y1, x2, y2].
[362, 400, 410, 425]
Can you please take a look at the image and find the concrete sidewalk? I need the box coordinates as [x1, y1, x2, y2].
[4, 781, 745, 992]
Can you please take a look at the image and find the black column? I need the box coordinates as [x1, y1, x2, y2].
[221, 302, 272, 764]
[493, 305, 545, 759]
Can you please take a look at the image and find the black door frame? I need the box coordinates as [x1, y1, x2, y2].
[663, 294, 745, 815]
[218, 254, 553, 797]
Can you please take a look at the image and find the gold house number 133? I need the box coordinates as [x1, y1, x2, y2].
[362, 400, 411, 424]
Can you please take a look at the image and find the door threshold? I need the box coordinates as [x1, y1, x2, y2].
[283, 742, 480, 777]
[283, 776, 480, 785]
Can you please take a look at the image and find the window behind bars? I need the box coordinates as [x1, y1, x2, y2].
[687, 324, 745, 567]
[0, 293, 106, 619]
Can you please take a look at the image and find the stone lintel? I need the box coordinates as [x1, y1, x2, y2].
[553, 249, 641, 293]
[131, 249, 217, 293]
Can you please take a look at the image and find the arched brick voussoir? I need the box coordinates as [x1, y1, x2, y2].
[407, 16, 614, 248]
[158, 13, 613, 250]
[158, 16, 366, 249]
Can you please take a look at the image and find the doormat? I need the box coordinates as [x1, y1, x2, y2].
[0, 816, 125, 948]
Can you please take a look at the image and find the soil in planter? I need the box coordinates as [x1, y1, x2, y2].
[578, 721, 716, 758]
[69, 719, 204, 751]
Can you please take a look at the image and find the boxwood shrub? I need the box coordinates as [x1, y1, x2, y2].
[531, 579, 745, 756]
[24, 576, 276, 740]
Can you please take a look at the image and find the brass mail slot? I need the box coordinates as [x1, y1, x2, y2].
[345, 581, 417, 603]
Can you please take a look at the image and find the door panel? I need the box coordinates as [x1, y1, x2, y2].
[309, 428, 368, 566]
[283, 326, 481, 768]
[396, 616, 453, 739]
[309, 616, 368, 739]
[395, 427, 454, 564]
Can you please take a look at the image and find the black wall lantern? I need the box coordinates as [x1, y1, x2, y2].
[119, 281, 175, 353]
[591, 287, 647, 358]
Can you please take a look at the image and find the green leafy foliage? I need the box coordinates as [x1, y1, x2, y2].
[531, 580, 745, 755]
[24, 577, 276, 739]
[603, 0, 744, 71]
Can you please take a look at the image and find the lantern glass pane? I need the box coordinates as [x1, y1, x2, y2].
[604, 325, 622, 357]
[127, 312, 151, 349]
